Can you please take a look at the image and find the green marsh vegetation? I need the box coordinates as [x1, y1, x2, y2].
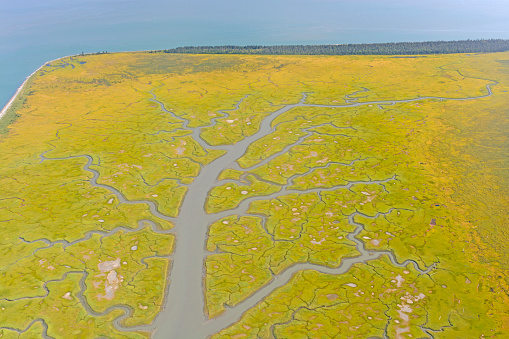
[0, 51, 508, 338]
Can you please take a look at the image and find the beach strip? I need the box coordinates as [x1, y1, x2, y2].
[0, 55, 75, 122]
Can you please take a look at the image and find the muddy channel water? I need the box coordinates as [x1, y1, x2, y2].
[40, 85, 494, 338]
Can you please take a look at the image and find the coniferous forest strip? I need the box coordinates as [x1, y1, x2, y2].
[154, 39, 509, 55]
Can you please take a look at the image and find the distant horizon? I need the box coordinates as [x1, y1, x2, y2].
[3, 38, 509, 113]
[2, 0, 509, 107]
[164, 38, 509, 48]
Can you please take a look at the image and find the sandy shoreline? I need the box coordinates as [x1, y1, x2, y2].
[0, 54, 76, 123]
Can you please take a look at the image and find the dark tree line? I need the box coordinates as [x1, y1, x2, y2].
[153, 39, 509, 55]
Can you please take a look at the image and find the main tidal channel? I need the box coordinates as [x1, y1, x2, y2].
[150, 85, 494, 338]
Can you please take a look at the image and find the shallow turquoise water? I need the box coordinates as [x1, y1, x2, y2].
[1, 0, 509, 107]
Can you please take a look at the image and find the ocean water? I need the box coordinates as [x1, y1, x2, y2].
[2, 0, 509, 108]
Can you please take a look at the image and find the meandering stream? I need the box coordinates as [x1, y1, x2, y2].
[36, 83, 495, 338]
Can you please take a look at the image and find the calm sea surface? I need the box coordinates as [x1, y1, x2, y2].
[2, 0, 509, 107]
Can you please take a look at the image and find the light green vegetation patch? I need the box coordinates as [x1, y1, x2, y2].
[212, 255, 497, 339]
[206, 175, 280, 214]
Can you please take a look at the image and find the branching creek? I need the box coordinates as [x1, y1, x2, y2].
[19, 83, 495, 338]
